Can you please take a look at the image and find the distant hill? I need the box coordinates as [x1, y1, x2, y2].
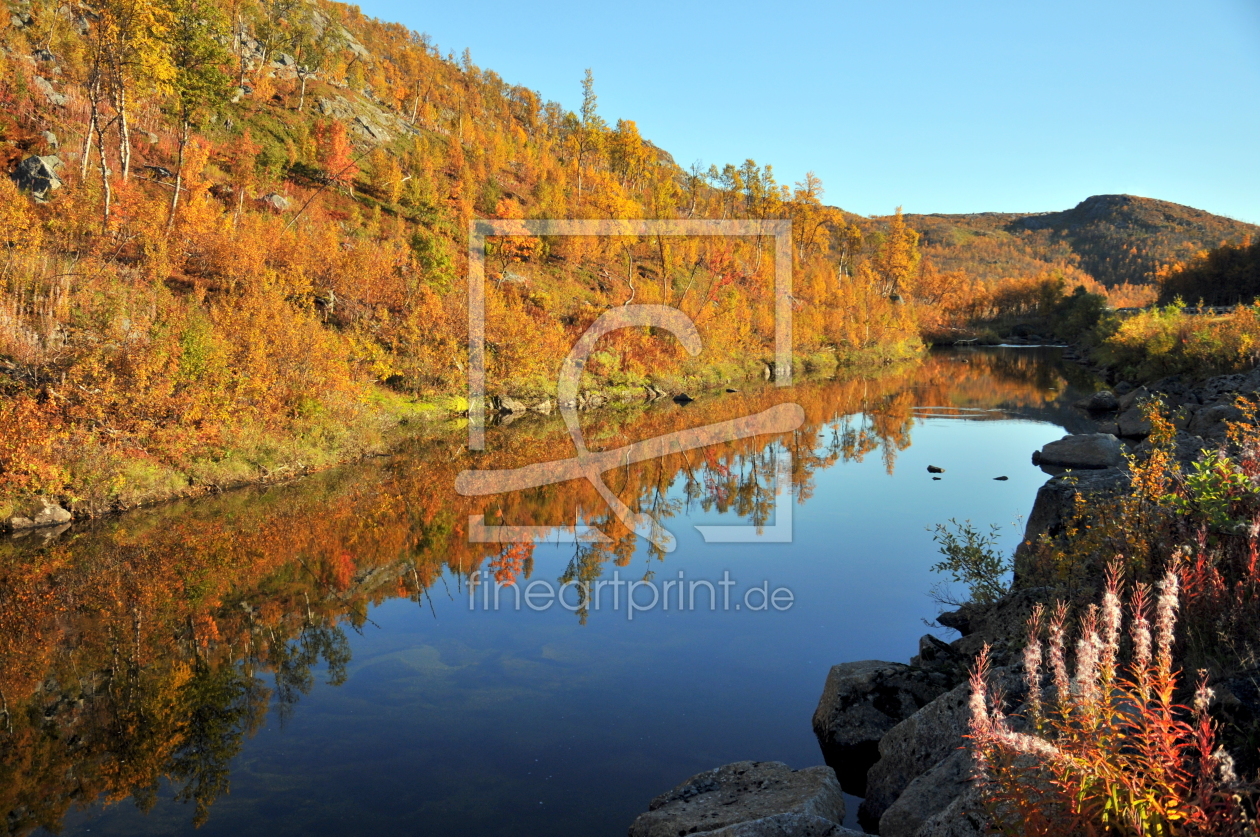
[901, 195, 1259, 287]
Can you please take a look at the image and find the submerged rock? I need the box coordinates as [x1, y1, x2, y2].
[811, 661, 952, 795]
[627, 761, 856, 837]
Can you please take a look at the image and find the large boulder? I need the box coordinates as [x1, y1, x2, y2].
[257, 192, 290, 212]
[6, 497, 72, 532]
[811, 661, 954, 794]
[1033, 433, 1124, 469]
[859, 682, 973, 830]
[879, 750, 971, 837]
[496, 396, 528, 414]
[628, 761, 857, 837]
[11, 155, 63, 201]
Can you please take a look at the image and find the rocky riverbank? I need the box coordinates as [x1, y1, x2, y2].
[628, 363, 1260, 836]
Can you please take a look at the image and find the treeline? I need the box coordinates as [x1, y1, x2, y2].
[1158, 237, 1260, 305]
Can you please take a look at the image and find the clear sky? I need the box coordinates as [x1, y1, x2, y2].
[354, 0, 1260, 222]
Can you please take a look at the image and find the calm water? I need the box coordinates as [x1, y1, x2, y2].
[3, 348, 1097, 836]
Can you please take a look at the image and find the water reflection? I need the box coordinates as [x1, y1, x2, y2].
[0, 348, 1093, 834]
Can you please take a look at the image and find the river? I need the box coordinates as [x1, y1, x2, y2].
[1, 347, 1098, 835]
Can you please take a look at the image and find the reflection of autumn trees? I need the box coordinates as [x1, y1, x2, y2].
[0, 351, 1072, 831]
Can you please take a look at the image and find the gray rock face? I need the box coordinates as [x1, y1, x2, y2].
[812, 661, 953, 795]
[10, 155, 63, 200]
[1034, 433, 1124, 469]
[879, 749, 971, 837]
[858, 682, 972, 830]
[912, 786, 988, 837]
[6, 498, 73, 531]
[628, 761, 850, 837]
[1018, 467, 1129, 552]
[32, 75, 68, 107]
[41, 130, 58, 149]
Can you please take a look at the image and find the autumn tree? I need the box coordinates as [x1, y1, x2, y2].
[315, 118, 359, 192]
[872, 207, 921, 299]
[165, 0, 231, 227]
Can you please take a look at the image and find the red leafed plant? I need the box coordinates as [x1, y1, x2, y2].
[969, 563, 1257, 836]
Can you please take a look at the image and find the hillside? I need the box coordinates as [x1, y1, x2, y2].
[0, 0, 924, 515]
[904, 194, 1258, 287]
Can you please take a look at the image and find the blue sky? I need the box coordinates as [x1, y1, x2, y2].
[355, 0, 1260, 222]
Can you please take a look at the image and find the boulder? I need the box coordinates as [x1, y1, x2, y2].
[628, 761, 853, 837]
[257, 192, 290, 212]
[1033, 433, 1123, 469]
[1079, 390, 1119, 412]
[935, 608, 972, 635]
[858, 682, 972, 830]
[1018, 469, 1129, 555]
[1116, 405, 1152, 438]
[529, 398, 553, 415]
[811, 661, 953, 794]
[1132, 430, 1209, 468]
[496, 396, 528, 414]
[912, 786, 988, 837]
[6, 498, 72, 532]
[10, 155, 63, 200]
[910, 634, 964, 669]
[879, 750, 971, 837]
[31, 75, 67, 107]
[1116, 386, 1149, 413]
[948, 588, 1051, 661]
[1187, 403, 1244, 442]
[41, 130, 58, 149]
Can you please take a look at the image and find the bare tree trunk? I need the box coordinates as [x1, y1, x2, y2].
[168, 120, 189, 229]
[117, 83, 132, 181]
[93, 108, 112, 229]
[298, 73, 307, 111]
[81, 105, 97, 179]
[108, 61, 132, 182]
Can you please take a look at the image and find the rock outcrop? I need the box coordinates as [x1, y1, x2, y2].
[628, 761, 858, 837]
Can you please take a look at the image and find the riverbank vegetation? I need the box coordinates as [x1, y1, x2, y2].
[966, 401, 1260, 833]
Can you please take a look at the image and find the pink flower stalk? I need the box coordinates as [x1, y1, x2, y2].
[1155, 569, 1180, 682]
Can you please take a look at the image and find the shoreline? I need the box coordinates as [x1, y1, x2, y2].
[2, 348, 925, 534]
